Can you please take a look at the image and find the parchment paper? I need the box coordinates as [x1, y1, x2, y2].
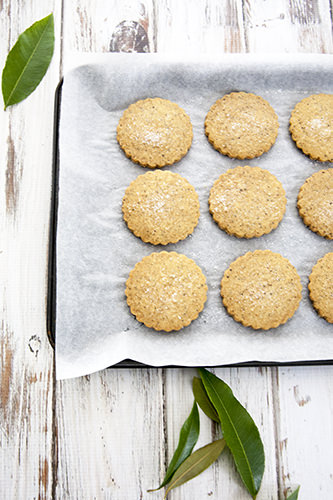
[56, 54, 333, 380]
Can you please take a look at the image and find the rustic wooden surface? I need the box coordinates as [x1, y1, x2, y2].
[1, 1, 333, 499]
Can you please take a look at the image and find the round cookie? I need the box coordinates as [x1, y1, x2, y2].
[122, 170, 200, 245]
[221, 250, 302, 330]
[297, 169, 333, 239]
[209, 166, 286, 238]
[125, 251, 208, 332]
[308, 252, 333, 323]
[289, 94, 333, 162]
[205, 92, 279, 159]
[117, 97, 193, 167]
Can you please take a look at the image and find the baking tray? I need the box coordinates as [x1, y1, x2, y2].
[48, 54, 333, 374]
[47, 80, 143, 368]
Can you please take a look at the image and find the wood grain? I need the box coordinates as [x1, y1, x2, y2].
[153, 0, 246, 53]
[276, 366, 333, 497]
[0, 1, 61, 498]
[1, 1, 333, 499]
[56, 369, 165, 499]
[244, 0, 333, 52]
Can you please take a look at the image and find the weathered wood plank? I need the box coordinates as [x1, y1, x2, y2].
[62, 0, 155, 56]
[244, 0, 333, 52]
[164, 368, 278, 500]
[153, 0, 246, 53]
[288, 0, 333, 52]
[244, 1, 333, 498]
[151, 1, 277, 498]
[56, 369, 165, 499]
[274, 366, 333, 498]
[243, 0, 289, 52]
[0, 1, 62, 498]
[57, 3, 165, 500]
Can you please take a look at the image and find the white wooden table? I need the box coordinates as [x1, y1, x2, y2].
[1, 1, 333, 499]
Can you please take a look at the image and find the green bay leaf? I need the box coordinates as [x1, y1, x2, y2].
[199, 368, 265, 499]
[2, 13, 55, 109]
[164, 439, 226, 498]
[148, 401, 200, 491]
[286, 486, 300, 499]
[193, 376, 219, 423]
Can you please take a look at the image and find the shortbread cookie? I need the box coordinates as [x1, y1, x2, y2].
[221, 250, 302, 330]
[205, 92, 279, 159]
[209, 166, 286, 238]
[289, 94, 333, 162]
[297, 169, 333, 239]
[122, 170, 200, 245]
[308, 253, 333, 323]
[117, 98, 193, 167]
[125, 252, 207, 332]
